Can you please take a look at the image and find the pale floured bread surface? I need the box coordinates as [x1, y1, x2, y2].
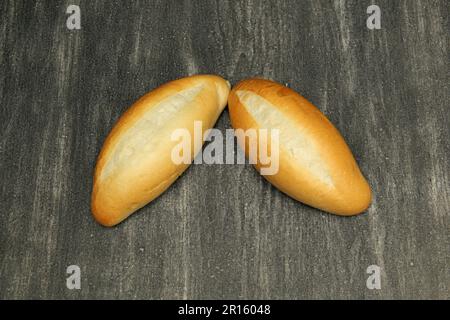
[228, 78, 371, 216]
[92, 75, 230, 226]
[235, 90, 333, 187]
[100, 84, 204, 181]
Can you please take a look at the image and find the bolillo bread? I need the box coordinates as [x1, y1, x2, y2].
[92, 75, 230, 226]
[228, 78, 371, 216]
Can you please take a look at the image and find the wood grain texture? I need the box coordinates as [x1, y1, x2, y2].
[0, 0, 448, 299]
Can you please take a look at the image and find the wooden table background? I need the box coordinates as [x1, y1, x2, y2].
[0, 0, 448, 299]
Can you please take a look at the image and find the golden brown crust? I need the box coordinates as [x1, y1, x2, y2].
[228, 78, 371, 216]
[92, 75, 230, 226]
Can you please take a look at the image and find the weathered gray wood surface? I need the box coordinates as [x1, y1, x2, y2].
[0, 0, 448, 299]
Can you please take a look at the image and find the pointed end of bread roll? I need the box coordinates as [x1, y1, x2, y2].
[91, 190, 123, 227]
[331, 176, 372, 216]
[91, 75, 230, 227]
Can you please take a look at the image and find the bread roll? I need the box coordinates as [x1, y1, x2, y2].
[92, 75, 230, 226]
[228, 78, 371, 216]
